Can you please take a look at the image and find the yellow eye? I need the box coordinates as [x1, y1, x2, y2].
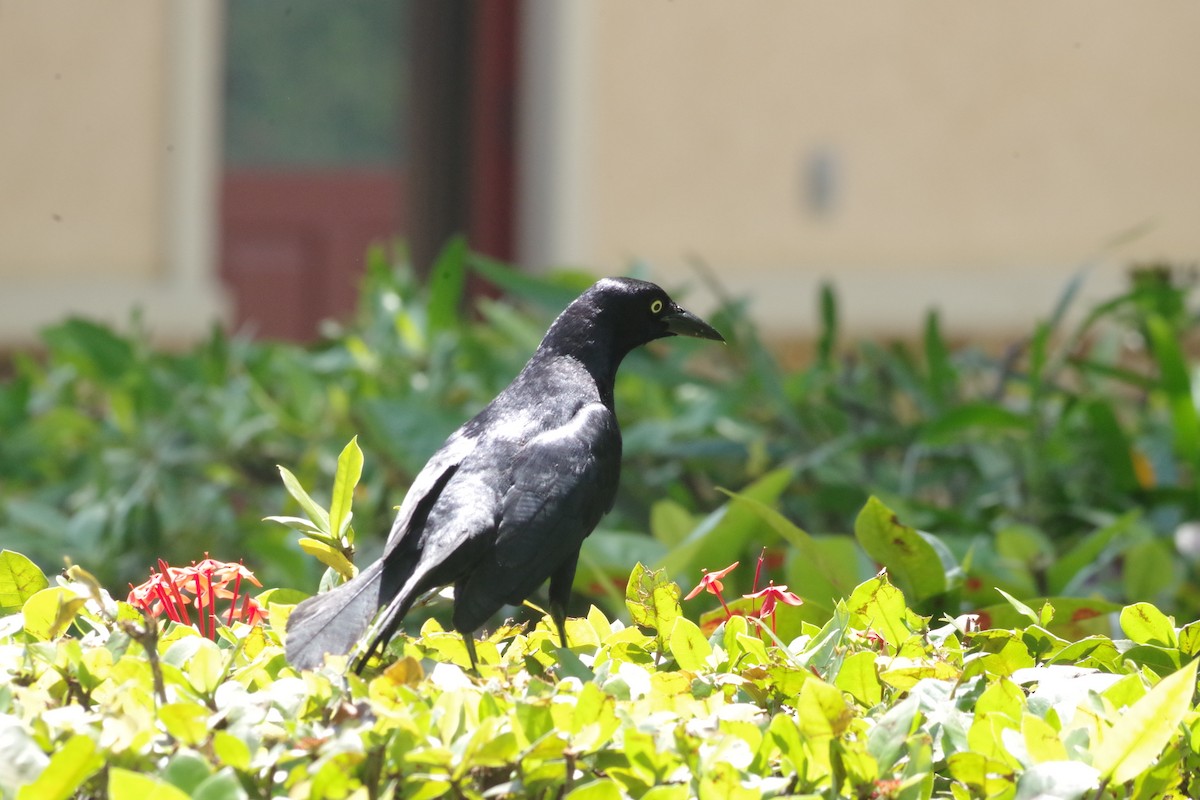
[650, 299, 664, 314]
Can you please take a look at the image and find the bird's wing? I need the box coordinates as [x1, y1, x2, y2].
[493, 401, 622, 572]
[382, 430, 478, 552]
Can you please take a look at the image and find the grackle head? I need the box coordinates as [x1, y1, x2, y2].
[567, 277, 725, 360]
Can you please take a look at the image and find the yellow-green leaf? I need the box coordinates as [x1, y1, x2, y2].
[22, 587, 86, 640]
[16, 734, 103, 800]
[1092, 657, 1197, 785]
[108, 768, 191, 800]
[0, 550, 49, 614]
[669, 616, 712, 671]
[329, 436, 364, 543]
[159, 702, 211, 746]
[1120, 602, 1177, 649]
[796, 676, 852, 739]
[298, 537, 356, 581]
[1022, 713, 1067, 764]
[835, 650, 882, 707]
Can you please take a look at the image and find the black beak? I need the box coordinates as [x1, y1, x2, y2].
[662, 307, 726, 342]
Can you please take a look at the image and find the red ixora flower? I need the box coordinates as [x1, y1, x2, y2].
[684, 561, 740, 616]
[128, 555, 265, 640]
[744, 581, 803, 632]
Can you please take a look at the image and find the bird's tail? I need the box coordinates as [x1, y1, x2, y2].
[285, 560, 386, 670]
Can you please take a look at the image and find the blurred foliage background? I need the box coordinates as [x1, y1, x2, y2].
[2, 242, 1199, 627]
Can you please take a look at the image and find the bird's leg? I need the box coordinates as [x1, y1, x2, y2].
[462, 631, 480, 673]
[547, 553, 579, 651]
[549, 598, 570, 651]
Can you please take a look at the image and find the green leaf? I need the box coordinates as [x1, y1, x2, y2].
[16, 734, 103, 800]
[625, 563, 681, 651]
[796, 676, 852, 739]
[1120, 602, 1177, 649]
[277, 466, 331, 535]
[21, 587, 86, 640]
[297, 537, 356, 581]
[996, 588, 1040, 625]
[668, 616, 712, 671]
[108, 769, 191, 800]
[162, 750, 214, 795]
[846, 575, 913, 651]
[0, 550, 49, 614]
[329, 436, 364, 543]
[212, 731, 252, 771]
[1092, 658, 1198, 785]
[835, 649, 883, 708]
[564, 780, 624, 800]
[854, 497, 947, 601]
[192, 767, 250, 800]
[159, 703, 211, 746]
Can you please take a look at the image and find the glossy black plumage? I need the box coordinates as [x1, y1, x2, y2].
[284, 278, 724, 671]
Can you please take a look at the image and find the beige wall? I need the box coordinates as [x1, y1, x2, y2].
[0, 3, 166, 281]
[520, 2, 1200, 338]
[0, 1, 225, 343]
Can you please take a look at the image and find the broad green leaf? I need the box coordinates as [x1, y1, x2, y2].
[0, 550, 49, 614]
[16, 734, 103, 800]
[185, 639, 225, 696]
[297, 537, 356, 581]
[795, 676, 852, 739]
[669, 616, 712, 671]
[108, 769, 191, 800]
[1179, 620, 1200, 657]
[212, 731, 252, 771]
[1120, 602, 1177, 649]
[192, 768, 249, 800]
[159, 703, 211, 746]
[564, 779, 624, 800]
[625, 562, 681, 650]
[834, 649, 882, 708]
[1022, 714, 1068, 764]
[867, 695, 919, 772]
[21, 587, 86, 640]
[846, 574, 914, 651]
[1092, 658, 1197, 785]
[276, 466, 330, 534]
[854, 497, 946, 601]
[945, 752, 1014, 797]
[161, 750, 213, 795]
